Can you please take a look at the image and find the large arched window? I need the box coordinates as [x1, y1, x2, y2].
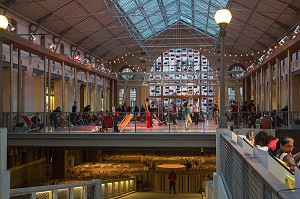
[230, 65, 244, 79]
[121, 67, 134, 80]
[149, 48, 214, 112]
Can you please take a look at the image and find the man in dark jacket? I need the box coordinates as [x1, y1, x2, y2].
[168, 170, 177, 194]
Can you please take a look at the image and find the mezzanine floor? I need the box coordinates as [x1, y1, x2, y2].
[7, 120, 219, 148]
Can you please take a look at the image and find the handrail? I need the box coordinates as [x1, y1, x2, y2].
[269, 153, 294, 175]
[10, 178, 136, 199]
[10, 180, 100, 197]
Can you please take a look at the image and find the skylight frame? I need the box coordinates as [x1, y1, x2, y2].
[110, 0, 230, 41]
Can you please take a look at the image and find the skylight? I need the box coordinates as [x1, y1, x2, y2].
[111, 0, 230, 41]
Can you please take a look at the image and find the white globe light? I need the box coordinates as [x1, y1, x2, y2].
[0, 15, 8, 30]
[214, 9, 232, 25]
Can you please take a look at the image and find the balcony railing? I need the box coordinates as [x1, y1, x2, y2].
[10, 178, 136, 199]
[1, 110, 299, 134]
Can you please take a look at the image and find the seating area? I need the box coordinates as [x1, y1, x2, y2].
[227, 130, 298, 191]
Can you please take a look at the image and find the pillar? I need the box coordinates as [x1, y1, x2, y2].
[268, 62, 272, 111]
[276, 57, 281, 111]
[61, 61, 65, 112]
[17, 49, 22, 113]
[0, 129, 10, 199]
[287, 49, 292, 125]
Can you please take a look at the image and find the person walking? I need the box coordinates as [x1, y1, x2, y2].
[185, 102, 192, 130]
[168, 169, 177, 194]
[213, 101, 219, 125]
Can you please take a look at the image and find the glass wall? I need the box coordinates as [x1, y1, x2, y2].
[150, 48, 214, 113]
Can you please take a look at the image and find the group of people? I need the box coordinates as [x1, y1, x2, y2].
[230, 99, 257, 128]
[246, 130, 300, 172]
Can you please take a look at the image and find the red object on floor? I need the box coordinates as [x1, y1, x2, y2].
[103, 116, 113, 128]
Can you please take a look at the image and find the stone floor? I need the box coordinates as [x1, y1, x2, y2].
[120, 192, 205, 199]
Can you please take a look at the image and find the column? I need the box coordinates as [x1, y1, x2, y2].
[17, 49, 22, 113]
[0, 30, 3, 120]
[61, 61, 65, 112]
[99, 87, 103, 111]
[43, 55, 47, 125]
[111, 80, 114, 109]
[9, 44, 13, 127]
[74, 67, 78, 103]
[85, 71, 89, 106]
[243, 78, 246, 102]
[103, 78, 106, 111]
[287, 49, 292, 125]
[260, 67, 263, 111]
[47, 59, 51, 125]
[268, 62, 272, 111]
[276, 57, 281, 111]
[9, 44, 13, 111]
[93, 74, 97, 111]
[0, 129, 10, 199]
[255, 71, 258, 111]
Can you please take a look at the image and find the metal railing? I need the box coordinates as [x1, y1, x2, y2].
[0, 111, 211, 133]
[213, 131, 298, 199]
[10, 178, 136, 199]
[1, 110, 300, 133]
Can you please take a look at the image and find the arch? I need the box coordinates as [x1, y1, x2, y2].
[119, 65, 136, 80]
[228, 63, 246, 71]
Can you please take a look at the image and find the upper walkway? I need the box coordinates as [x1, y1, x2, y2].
[7, 120, 217, 147]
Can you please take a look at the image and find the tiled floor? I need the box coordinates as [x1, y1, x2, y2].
[120, 192, 205, 199]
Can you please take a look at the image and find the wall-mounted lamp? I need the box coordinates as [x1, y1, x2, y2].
[7, 23, 15, 31]
[49, 43, 56, 51]
[29, 33, 36, 41]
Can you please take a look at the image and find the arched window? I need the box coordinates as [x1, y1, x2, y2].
[230, 65, 244, 79]
[121, 67, 134, 80]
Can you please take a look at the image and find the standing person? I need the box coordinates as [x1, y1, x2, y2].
[112, 104, 116, 114]
[213, 101, 219, 125]
[281, 105, 288, 125]
[145, 98, 152, 128]
[185, 102, 192, 130]
[194, 100, 200, 125]
[172, 102, 178, 125]
[241, 101, 248, 125]
[122, 103, 127, 113]
[230, 100, 240, 128]
[168, 169, 177, 194]
[248, 100, 256, 128]
[71, 101, 77, 125]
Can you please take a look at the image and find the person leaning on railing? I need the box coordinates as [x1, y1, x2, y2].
[276, 136, 300, 172]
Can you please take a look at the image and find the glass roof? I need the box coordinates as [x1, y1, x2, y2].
[111, 0, 230, 41]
